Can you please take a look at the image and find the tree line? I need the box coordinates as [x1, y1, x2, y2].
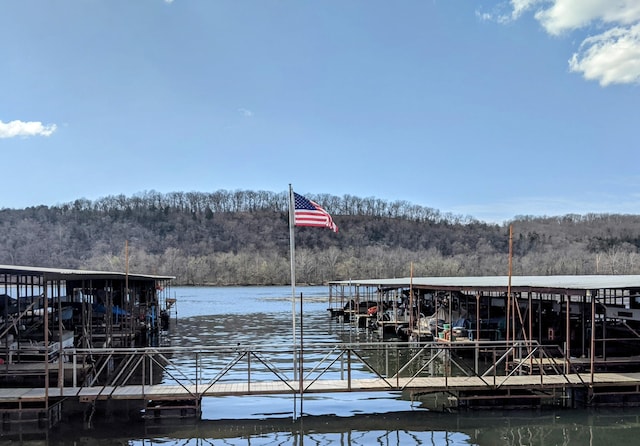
[1, 190, 639, 285]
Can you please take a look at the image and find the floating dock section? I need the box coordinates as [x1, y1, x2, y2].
[0, 264, 174, 427]
[328, 275, 640, 381]
[5, 272, 640, 431]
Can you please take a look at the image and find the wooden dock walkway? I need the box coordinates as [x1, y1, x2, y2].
[3, 341, 640, 426]
[3, 372, 640, 404]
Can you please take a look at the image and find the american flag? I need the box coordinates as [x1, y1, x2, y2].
[294, 193, 338, 233]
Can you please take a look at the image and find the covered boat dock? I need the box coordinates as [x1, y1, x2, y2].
[328, 275, 640, 371]
[0, 265, 174, 387]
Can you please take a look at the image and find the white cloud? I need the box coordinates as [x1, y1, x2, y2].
[498, 0, 640, 86]
[238, 108, 254, 118]
[511, 0, 544, 21]
[476, 0, 543, 24]
[476, 10, 494, 22]
[534, 0, 640, 35]
[0, 120, 57, 139]
[569, 23, 640, 86]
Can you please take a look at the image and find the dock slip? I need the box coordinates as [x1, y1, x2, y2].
[3, 340, 640, 426]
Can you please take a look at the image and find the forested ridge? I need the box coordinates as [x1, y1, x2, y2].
[1, 190, 639, 285]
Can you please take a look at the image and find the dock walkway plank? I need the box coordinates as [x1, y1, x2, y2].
[3, 372, 640, 404]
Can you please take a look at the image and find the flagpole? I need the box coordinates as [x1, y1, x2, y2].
[289, 187, 338, 420]
[288, 184, 298, 418]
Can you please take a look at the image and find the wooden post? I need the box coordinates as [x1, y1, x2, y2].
[347, 348, 352, 391]
[506, 224, 513, 371]
[299, 291, 304, 418]
[589, 290, 595, 395]
[565, 294, 571, 374]
[44, 275, 49, 411]
[475, 293, 480, 375]
[58, 280, 65, 389]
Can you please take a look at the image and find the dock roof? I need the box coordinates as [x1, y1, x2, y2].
[329, 275, 640, 295]
[0, 264, 174, 282]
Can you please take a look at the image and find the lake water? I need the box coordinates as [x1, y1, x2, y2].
[8, 286, 640, 445]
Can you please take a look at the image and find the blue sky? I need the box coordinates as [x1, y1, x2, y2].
[1, 0, 639, 223]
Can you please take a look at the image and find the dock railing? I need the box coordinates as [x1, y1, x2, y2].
[57, 339, 590, 398]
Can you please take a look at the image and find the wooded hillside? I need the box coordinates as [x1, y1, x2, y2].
[1, 190, 639, 285]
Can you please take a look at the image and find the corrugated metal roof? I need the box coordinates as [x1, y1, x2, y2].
[0, 264, 174, 281]
[329, 275, 640, 294]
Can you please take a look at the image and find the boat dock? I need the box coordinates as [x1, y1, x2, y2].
[5, 270, 640, 430]
[4, 369, 640, 405]
[328, 274, 640, 359]
[0, 264, 174, 429]
[3, 339, 640, 428]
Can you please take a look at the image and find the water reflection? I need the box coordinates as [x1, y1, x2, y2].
[38, 408, 640, 445]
